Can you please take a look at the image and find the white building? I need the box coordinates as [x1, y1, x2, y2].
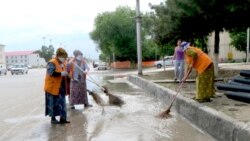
[5, 51, 46, 67]
[207, 31, 245, 62]
[0, 44, 6, 65]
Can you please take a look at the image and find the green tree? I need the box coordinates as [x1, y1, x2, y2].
[36, 45, 55, 62]
[229, 28, 249, 61]
[90, 6, 159, 62]
[229, 28, 248, 52]
[90, 7, 137, 62]
[151, 0, 250, 75]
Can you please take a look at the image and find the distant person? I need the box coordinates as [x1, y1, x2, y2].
[181, 41, 215, 103]
[44, 47, 70, 124]
[173, 39, 184, 82]
[69, 50, 92, 109]
[65, 58, 71, 96]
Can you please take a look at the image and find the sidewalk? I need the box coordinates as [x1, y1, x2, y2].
[127, 63, 250, 141]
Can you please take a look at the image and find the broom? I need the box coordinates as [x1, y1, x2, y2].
[86, 78, 125, 107]
[87, 89, 106, 115]
[102, 86, 125, 107]
[157, 67, 192, 118]
[86, 89, 105, 106]
[74, 63, 124, 107]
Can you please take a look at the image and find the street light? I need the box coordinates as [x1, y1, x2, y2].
[136, 0, 143, 75]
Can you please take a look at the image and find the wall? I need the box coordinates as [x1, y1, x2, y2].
[111, 61, 155, 69]
[0, 44, 5, 64]
[207, 31, 245, 62]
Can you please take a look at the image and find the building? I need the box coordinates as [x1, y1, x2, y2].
[5, 51, 46, 67]
[0, 44, 6, 65]
[207, 31, 245, 62]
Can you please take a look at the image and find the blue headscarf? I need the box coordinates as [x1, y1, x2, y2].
[181, 41, 190, 51]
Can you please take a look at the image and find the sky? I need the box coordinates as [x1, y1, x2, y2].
[0, 0, 163, 59]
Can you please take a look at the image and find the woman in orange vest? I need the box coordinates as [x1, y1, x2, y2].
[181, 41, 215, 102]
[44, 48, 70, 124]
[69, 50, 92, 109]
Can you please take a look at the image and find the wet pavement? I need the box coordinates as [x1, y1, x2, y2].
[0, 68, 214, 141]
[142, 63, 250, 124]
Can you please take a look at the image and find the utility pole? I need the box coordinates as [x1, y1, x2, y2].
[42, 36, 46, 46]
[247, 27, 250, 63]
[136, 0, 143, 75]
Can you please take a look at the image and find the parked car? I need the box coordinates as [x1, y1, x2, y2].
[154, 56, 175, 68]
[0, 65, 7, 75]
[10, 64, 29, 75]
[7, 65, 13, 71]
[26, 65, 32, 69]
[97, 62, 108, 70]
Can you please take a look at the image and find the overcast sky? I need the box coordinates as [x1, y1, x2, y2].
[0, 0, 163, 59]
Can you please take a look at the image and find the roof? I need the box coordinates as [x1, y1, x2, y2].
[5, 51, 36, 56]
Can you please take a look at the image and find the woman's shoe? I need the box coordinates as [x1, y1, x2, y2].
[70, 105, 75, 109]
[60, 118, 70, 124]
[51, 118, 60, 124]
[84, 104, 93, 108]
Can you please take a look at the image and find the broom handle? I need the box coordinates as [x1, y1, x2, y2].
[168, 66, 192, 107]
[74, 63, 105, 91]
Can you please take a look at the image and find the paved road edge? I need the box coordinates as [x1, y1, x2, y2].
[128, 74, 250, 141]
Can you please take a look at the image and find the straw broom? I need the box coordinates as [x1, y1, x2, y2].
[86, 78, 125, 107]
[102, 86, 125, 107]
[87, 89, 106, 115]
[74, 63, 125, 107]
[87, 89, 105, 106]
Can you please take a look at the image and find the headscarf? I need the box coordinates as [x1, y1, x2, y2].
[56, 47, 68, 58]
[181, 41, 190, 51]
[73, 50, 83, 57]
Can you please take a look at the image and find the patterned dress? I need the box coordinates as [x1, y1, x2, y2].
[69, 60, 90, 105]
[196, 64, 215, 100]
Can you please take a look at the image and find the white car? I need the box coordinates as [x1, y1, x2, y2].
[10, 64, 29, 75]
[154, 56, 175, 68]
[97, 62, 108, 70]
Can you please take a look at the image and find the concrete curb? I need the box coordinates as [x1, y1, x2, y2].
[128, 75, 250, 141]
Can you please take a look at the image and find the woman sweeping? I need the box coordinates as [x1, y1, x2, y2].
[69, 50, 92, 109]
[44, 48, 70, 124]
[181, 41, 215, 102]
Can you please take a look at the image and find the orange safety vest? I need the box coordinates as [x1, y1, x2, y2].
[69, 58, 86, 80]
[44, 58, 65, 95]
[185, 46, 212, 74]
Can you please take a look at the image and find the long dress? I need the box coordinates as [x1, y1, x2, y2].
[45, 62, 67, 119]
[69, 60, 90, 105]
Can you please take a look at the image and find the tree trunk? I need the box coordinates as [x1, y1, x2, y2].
[214, 29, 220, 76]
